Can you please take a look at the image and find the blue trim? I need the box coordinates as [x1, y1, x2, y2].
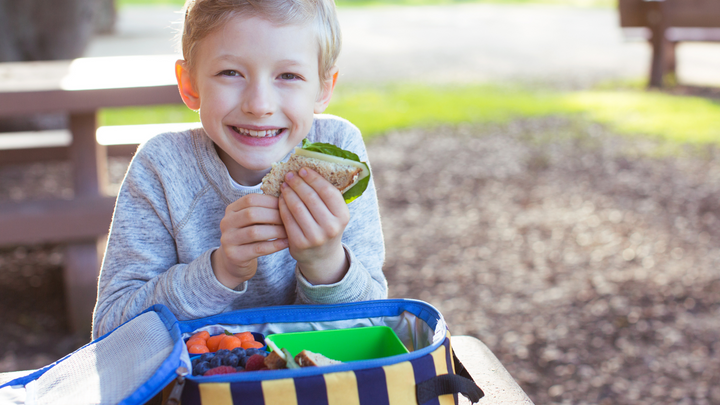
[191, 351, 424, 383]
[179, 299, 441, 334]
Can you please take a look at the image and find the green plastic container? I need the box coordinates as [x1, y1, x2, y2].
[266, 326, 408, 362]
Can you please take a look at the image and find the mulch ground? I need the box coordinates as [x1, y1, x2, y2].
[1, 116, 719, 404]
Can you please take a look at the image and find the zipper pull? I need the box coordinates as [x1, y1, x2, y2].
[165, 366, 189, 405]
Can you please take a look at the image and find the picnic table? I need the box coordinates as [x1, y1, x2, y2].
[619, 0, 720, 87]
[0, 335, 533, 404]
[0, 54, 186, 333]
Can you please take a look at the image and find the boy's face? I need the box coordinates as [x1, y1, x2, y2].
[176, 15, 336, 185]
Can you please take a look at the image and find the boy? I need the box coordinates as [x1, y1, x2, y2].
[91, 0, 387, 339]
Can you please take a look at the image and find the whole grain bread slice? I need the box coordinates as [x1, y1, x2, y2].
[294, 350, 342, 367]
[261, 155, 362, 197]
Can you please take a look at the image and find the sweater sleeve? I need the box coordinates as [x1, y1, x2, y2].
[91, 141, 245, 339]
[294, 117, 388, 303]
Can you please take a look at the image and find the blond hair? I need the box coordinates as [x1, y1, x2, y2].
[180, 0, 341, 81]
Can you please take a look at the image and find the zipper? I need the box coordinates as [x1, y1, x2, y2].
[164, 366, 189, 405]
[179, 299, 442, 335]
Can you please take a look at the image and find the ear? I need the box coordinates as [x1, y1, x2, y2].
[314, 66, 339, 114]
[175, 60, 201, 111]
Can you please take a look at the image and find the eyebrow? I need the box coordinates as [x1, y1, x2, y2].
[212, 55, 312, 68]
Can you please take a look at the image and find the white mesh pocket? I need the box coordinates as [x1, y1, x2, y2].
[31, 311, 174, 405]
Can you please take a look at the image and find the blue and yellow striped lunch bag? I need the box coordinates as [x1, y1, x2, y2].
[0, 300, 482, 405]
[177, 299, 483, 405]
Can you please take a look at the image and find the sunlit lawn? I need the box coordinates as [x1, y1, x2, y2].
[328, 85, 720, 145]
[100, 85, 720, 146]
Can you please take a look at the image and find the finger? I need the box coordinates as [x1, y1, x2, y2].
[238, 206, 284, 227]
[222, 224, 287, 247]
[220, 207, 284, 238]
[281, 179, 332, 245]
[278, 185, 311, 244]
[224, 239, 289, 263]
[226, 193, 279, 213]
[295, 168, 348, 220]
[283, 170, 335, 225]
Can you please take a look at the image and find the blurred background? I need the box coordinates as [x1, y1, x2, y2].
[1, 0, 720, 404]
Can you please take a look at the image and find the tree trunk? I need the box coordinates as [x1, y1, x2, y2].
[94, 0, 117, 35]
[0, 0, 96, 62]
[0, 0, 115, 132]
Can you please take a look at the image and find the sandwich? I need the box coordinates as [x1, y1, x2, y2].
[294, 350, 342, 367]
[263, 348, 342, 369]
[261, 139, 370, 204]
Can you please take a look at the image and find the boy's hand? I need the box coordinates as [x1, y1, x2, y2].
[278, 167, 350, 285]
[212, 194, 289, 289]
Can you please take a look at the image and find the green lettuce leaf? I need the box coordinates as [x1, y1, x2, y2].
[301, 139, 370, 204]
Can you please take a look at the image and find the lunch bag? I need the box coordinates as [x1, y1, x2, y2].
[0, 299, 483, 405]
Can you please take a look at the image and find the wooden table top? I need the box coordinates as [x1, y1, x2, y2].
[0, 54, 183, 116]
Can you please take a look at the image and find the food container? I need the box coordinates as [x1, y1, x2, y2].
[187, 331, 267, 361]
[265, 326, 408, 362]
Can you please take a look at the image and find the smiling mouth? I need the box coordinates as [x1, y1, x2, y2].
[232, 126, 284, 138]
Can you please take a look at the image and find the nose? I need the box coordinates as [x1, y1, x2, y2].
[241, 80, 275, 118]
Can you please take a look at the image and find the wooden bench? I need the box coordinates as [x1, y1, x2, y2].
[619, 0, 720, 88]
[0, 54, 192, 334]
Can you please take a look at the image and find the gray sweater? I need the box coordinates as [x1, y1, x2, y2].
[92, 115, 387, 339]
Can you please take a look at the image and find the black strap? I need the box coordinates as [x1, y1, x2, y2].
[453, 350, 474, 382]
[416, 374, 484, 404]
[416, 353, 484, 404]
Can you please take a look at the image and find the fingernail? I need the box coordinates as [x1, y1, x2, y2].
[286, 172, 294, 180]
[299, 168, 307, 177]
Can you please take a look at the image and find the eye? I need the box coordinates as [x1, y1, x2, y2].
[280, 73, 300, 80]
[219, 70, 241, 77]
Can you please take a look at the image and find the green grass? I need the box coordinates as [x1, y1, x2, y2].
[98, 104, 199, 127]
[564, 91, 720, 144]
[99, 84, 720, 146]
[116, 0, 614, 9]
[326, 84, 566, 138]
[326, 85, 720, 144]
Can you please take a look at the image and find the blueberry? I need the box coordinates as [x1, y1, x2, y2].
[216, 349, 231, 357]
[193, 361, 211, 376]
[210, 355, 223, 368]
[192, 358, 201, 368]
[199, 353, 215, 362]
[245, 348, 260, 356]
[223, 354, 239, 367]
[231, 347, 246, 357]
[238, 355, 248, 368]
